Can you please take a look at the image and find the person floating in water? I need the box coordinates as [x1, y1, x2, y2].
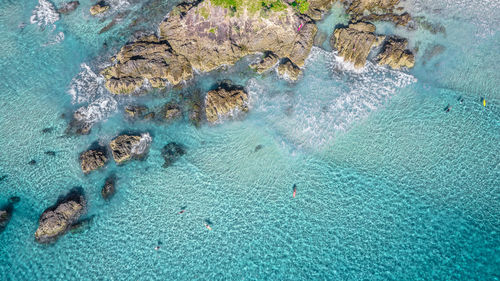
[178, 206, 187, 214]
[204, 219, 213, 231]
[444, 104, 452, 112]
[292, 184, 297, 198]
[481, 97, 486, 107]
[457, 96, 464, 104]
[155, 246, 160, 251]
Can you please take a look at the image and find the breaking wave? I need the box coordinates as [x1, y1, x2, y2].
[131, 133, 152, 156]
[30, 0, 60, 30]
[74, 96, 117, 124]
[69, 63, 105, 104]
[246, 47, 417, 150]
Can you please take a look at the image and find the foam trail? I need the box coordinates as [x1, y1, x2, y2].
[74, 96, 117, 124]
[131, 133, 152, 156]
[69, 64, 105, 104]
[30, 0, 60, 29]
[247, 47, 417, 150]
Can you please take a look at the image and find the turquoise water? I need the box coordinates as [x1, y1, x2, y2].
[0, 0, 499, 280]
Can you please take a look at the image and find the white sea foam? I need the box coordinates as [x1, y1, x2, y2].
[74, 96, 117, 124]
[30, 0, 60, 29]
[246, 47, 417, 150]
[131, 133, 152, 156]
[69, 64, 105, 104]
[43, 31, 64, 46]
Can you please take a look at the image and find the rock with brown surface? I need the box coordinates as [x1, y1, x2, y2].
[124, 105, 148, 119]
[90, 1, 109, 15]
[109, 133, 152, 164]
[57, 1, 80, 14]
[164, 103, 182, 121]
[376, 37, 415, 69]
[34, 188, 86, 243]
[331, 22, 385, 68]
[101, 176, 116, 200]
[345, 0, 400, 16]
[80, 149, 108, 174]
[205, 82, 249, 123]
[250, 52, 279, 74]
[358, 12, 411, 26]
[277, 59, 302, 81]
[101, 35, 193, 94]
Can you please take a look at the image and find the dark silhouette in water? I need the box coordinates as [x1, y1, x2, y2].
[28, 160, 37, 165]
[45, 151, 56, 156]
[204, 219, 213, 230]
[292, 184, 297, 198]
[178, 206, 187, 214]
[0, 196, 20, 233]
[41, 127, 54, 134]
[444, 104, 452, 112]
[254, 144, 263, 152]
[0, 175, 7, 182]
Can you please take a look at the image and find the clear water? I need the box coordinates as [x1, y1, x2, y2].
[0, 0, 499, 280]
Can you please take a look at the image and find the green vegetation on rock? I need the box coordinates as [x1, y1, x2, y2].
[290, 0, 309, 14]
[210, 0, 288, 14]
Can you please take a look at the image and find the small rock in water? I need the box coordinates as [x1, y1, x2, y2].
[101, 176, 116, 200]
[254, 145, 263, 152]
[0, 205, 13, 233]
[90, 1, 109, 16]
[80, 147, 108, 174]
[8, 196, 20, 204]
[161, 142, 186, 168]
[45, 151, 56, 156]
[41, 127, 54, 134]
[57, 1, 80, 15]
[28, 159, 37, 165]
[110, 133, 152, 164]
[0, 175, 7, 182]
[143, 112, 155, 121]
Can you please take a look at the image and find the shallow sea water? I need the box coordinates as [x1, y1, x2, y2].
[0, 0, 499, 280]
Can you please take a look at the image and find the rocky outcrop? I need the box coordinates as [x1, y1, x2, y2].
[101, 35, 193, 94]
[109, 133, 152, 164]
[101, 176, 116, 200]
[124, 105, 148, 119]
[358, 12, 411, 26]
[57, 1, 80, 14]
[376, 37, 415, 69]
[163, 103, 182, 121]
[345, 0, 400, 16]
[0, 206, 12, 233]
[250, 52, 279, 74]
[90, 1, 109, 16]
[277, 59, 302, 81]
[303, 0, 336, 20]
[161, 143, 186, 167]
[35, 188, 86, 243]
[205, 82, 249, 123]
[80, 148, 108, 173]
[331, 22, 385, 68]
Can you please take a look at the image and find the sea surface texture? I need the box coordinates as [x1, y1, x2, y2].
[0, 0, 499, 280]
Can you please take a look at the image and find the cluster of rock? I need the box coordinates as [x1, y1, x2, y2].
[330, 0, 416, 69]
[80, 148, 108, 174]
[124, 103, 182, 123]
[90, 1, 109, 16]
[57, 1, 80, 15]
[0, 197, 20, 233]
[205, 82, 249, 123]
[161, 143, 186, 168]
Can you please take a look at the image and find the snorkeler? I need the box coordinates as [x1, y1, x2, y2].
[204, 223, 212, 231]
[444, 104, 452, 112]
[292, 184, 297, 198]
[155, 246, 160, 251]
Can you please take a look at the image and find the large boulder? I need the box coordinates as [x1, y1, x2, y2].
[277, 59, 302, 81]
[331, 22, 385, 68]
[205, 82, 249, 123]
[80, 148, 108, 174]
[90, 1, 109, 16]
[250, 52, 279, 74]
[376, 37, 415, 69]
[35, 188, 86, 243]
[101, 35, 193, 94]
[101, 176, 116, 200]
[109, 133, 152, 164]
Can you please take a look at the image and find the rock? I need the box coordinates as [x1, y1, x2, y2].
[254, 144, 263, 152]
[0, 205, 13, 233]
[358, 12, 411, 26]
[331, 22, 385, 68]
[109, 133, 152, 164]
[80, 149, 108, 174]
[204, 82, 249, 123]
[189, 102, 202, 127]
[124, 105, 148, 119]
[8, 196, 20, 204]
[422, 44, 445, 65]
[161, 143, 185, 167]
[101, 176, 116, 200]
[101, 35, 193, 94]
[28, 160, 37, 165]
[305, 0, 336, 20]
[164, 103, 182, 121]
[45, 151, 56, 156]
[345, 0, 400, 16]
[90, 1, 109, 16]
[143, 112, 155, 120]
[34, 188, 86, 243]
[250, 52, 279, 73]
[66, 118, 92, 135]
[41, 127, 54, 134]
[376, 37, 415, 69]
[57, 1, 80, 14]
[277, 59, 302, 80]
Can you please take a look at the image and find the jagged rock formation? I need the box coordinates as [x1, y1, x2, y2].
[376, 37, 415, 69]
[80, 149, 108, 173]
[277, 58, 302, 80]
[250, 52, 279, 73]
[90, 1, 109, 15]
[205, 82, 249, 123]
[35, 188, 86, 243]
[101, 176, 116, 200]
[331, 22, 385, 68]
[109, 133, 152, 164]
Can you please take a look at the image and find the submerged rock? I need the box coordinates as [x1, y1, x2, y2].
[70, 215, 94, 234]
[109, 133, 152, 164]
[66, 117, 92, 135]
[376, 36, 415, 69]
[161, 142, 186, 167]
[331, 22, 384, 68]
[124, 105, 148, 119]
[35, 188, 86, 243]
[80, 148, 108, 174]
[57, 1, 80, 15]
[101, 176, 116, 200]
[45, 151, 56, 156]
[250, 52, 279, 74]
[358, 12, 411, 26]
[163, 103, 182, 121]
[0, 205, 13, 233]
[205, 82, 249, 123]
[90, 1, 109, 16]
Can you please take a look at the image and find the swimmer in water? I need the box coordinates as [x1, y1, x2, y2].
[205, 223, 212, 231]
[204, 219, 213, 230]
[444, 104, 452, 112]
[155, 246, 160, 251]
[292, 184, 297, 198]
[178, 206, 187, 214]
